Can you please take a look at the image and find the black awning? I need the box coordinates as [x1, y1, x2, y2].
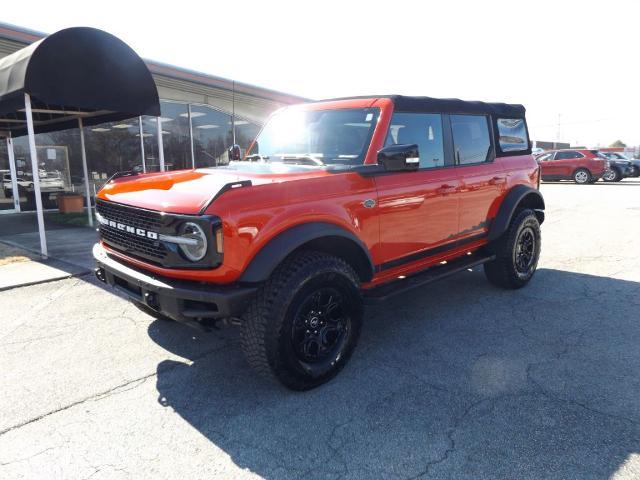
[0, 26, 160, 136]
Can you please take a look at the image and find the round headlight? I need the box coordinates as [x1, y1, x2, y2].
[178, 222, 208, 262]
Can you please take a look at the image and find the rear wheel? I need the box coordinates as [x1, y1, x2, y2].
[241, 251, 363, 390]
[573, 168, 591, 184]
[484, 209, 541, 289]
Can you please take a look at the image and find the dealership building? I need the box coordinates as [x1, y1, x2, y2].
[0, 22, 307, 214]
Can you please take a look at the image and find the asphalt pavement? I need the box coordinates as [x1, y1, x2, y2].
[1, 180, 639, 479]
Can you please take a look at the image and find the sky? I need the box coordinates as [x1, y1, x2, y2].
[3, 0, 639, 147]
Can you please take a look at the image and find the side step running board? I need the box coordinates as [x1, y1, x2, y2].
[364, 253, 495, 304]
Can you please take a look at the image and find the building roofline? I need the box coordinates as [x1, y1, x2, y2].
[0, 21, 310, 105]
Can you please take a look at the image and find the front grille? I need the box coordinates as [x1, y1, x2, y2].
[96, 200, 222, 269]
[97, 200, 163, 231]
[96, 200, 168, 263]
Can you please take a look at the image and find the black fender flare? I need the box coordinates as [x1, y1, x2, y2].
[239, 222, 375, 283]
[488, 185, 545, 242]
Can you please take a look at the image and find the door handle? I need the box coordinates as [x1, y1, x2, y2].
[436, 184, 457, 195]
[489, 176, 506, 186]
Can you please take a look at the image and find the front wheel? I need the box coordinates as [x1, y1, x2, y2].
[241, 251, 363, 390]
[573, 169, 592, 184]
[484, 209, 541, 289]
[602, 168, 621, 182]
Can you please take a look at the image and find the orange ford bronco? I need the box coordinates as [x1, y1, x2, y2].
[94, 95, 544, 389]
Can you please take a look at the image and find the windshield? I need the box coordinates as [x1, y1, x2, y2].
[247, 107, 380, 166]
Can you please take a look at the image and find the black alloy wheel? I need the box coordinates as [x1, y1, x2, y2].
[484, 208, 541, 289]
[513, 226, 536, 279]
[291, 287, 350, 371]
[241, 251, 363, 390]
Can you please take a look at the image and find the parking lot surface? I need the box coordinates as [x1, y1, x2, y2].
[1, 180, 640, 480]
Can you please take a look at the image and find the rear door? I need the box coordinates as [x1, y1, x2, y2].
[374, 112, 460, 268]
[553, 151, 582, 177]
[451, 114, 504, 238]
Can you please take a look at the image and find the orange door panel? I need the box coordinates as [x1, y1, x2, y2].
[374, 169, 460, 266]
[457, 162, 506, 238]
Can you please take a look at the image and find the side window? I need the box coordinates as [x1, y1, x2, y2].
[497, 118, 529, 152]
[451, 115, 491, 165]
[385, 113, 444, 169]
[537, 153, 553, 162]
[556, 151, 582, 160]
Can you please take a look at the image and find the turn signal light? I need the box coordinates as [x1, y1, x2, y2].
[215, 226, 224, 254]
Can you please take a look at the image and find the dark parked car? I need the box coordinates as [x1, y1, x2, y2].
[599, 152, 633, 182]
[601, 152, 639, 179]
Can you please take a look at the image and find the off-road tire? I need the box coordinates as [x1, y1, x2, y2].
[240, 251, 363, 391]
[484, 209, 541, 289]
[603, 168, 621, 182]
[573, 168, 592, 184]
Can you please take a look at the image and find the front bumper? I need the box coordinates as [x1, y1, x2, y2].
[93, 243, 256, 329]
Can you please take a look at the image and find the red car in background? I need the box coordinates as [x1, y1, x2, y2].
[537, 149, 609, 184]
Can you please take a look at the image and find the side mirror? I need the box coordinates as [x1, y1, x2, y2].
[228, 144, 241, 161]
[377, 144, 420, 172]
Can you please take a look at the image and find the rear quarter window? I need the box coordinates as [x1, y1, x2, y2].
[497, 118, 529, 152]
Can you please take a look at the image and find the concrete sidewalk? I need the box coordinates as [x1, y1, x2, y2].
[0, 213, 97, 290]
[1, 226, 98, 271]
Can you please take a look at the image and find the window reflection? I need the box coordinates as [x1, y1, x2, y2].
[191, 105, 232, 168]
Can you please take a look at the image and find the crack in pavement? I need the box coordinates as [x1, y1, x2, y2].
[0, 344, 231, 438]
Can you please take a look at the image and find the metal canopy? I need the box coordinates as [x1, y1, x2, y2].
[0, 26, 160, 135]
[0, 27, 161, 258]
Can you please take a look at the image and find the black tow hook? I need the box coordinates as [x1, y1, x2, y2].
[144, 291, 159, 309]
[94, 267, 106, 283]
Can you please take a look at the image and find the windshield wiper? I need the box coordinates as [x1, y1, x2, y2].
[279, 154, 325, 166]
[245, 154, 270, 161]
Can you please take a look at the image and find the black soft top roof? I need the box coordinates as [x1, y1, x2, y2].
[319, 95, 526, 118]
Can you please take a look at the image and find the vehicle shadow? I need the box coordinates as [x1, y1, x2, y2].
[149, 268, 640, 479]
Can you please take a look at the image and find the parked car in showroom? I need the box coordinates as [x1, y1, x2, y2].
[537, 149, 608, 184]
[601, 151, 639, 179]
[2, 173, 34, 197]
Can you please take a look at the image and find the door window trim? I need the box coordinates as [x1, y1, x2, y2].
[377, 111, 497, 174]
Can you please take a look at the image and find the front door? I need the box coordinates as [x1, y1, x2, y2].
[374, 112, 460, 269]
[0, 137, 20, 214]
[537, 152, 556, 178]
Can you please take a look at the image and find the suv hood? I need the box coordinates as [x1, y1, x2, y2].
[97, 163, 332, 214]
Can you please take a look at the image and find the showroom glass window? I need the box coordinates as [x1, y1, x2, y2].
[451, 115, 491, 165]
[158, 101, 191, 170]
[385, 113, 445, 169]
